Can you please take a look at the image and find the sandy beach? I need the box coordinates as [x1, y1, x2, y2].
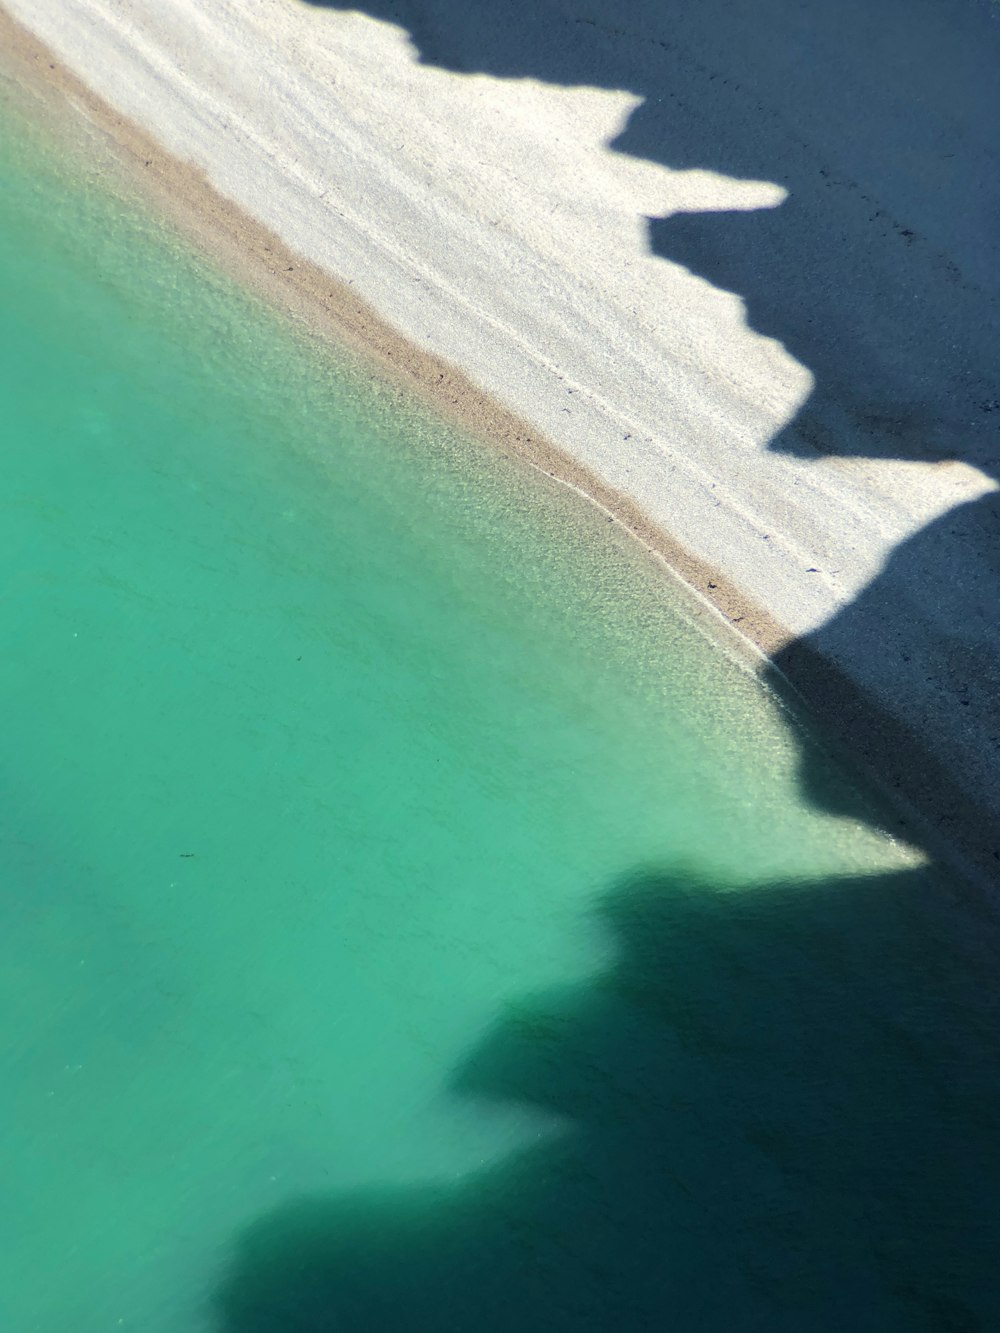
[2, 0, 998, 880]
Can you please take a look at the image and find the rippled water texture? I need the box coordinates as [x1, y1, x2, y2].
[2, 84, 997, 1330]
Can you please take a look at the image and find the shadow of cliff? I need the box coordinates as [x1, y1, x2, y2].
[298, 0, 1000, 862]
[214, 863, 1000, 1330]
[211, 10, 1000, 1325]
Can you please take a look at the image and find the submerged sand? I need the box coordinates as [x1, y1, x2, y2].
[2, 1, 998, 881]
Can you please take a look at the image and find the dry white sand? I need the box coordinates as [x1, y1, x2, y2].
[3, 0, 999, 877]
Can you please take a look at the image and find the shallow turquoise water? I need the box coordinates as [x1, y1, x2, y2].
[2, 90, 998, 1330]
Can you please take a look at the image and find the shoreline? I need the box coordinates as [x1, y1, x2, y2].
[2, 5, 997, 888]
[0, 9, 790, 657]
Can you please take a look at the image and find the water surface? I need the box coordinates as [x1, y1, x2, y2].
[1, 85, 997, 1331]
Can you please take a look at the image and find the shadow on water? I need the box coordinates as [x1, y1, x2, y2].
[213, 2, 1000, 1326]
[215, 862, 1000, 1329]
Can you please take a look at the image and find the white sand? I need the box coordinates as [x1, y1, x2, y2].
[4, 0, 999, 872]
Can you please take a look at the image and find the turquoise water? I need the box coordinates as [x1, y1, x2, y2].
[2, 89, 998, 1330]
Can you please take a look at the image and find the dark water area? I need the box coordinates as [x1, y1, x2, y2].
[216, 863, 1000, 1331]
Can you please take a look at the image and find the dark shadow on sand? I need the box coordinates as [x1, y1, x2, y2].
[297, 0, 999, 462]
